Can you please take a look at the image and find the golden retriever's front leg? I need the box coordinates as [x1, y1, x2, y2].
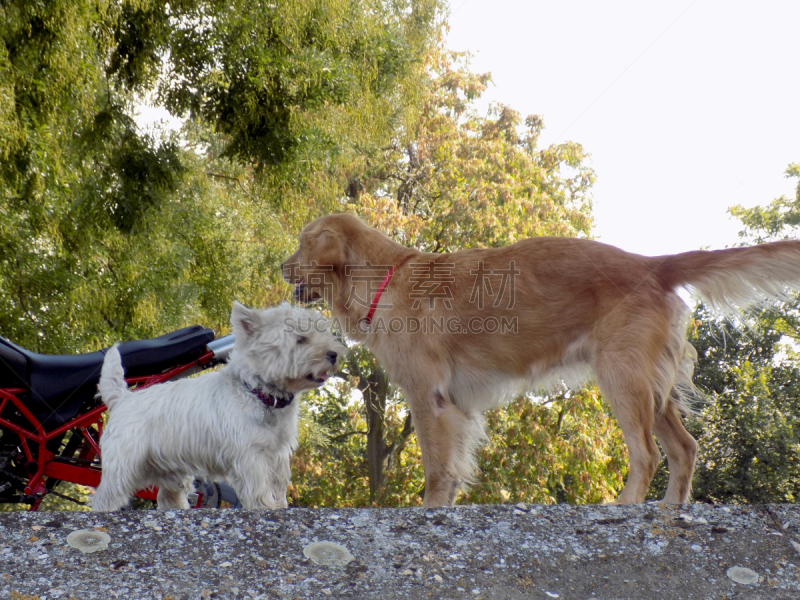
[406, 385, 486, 508]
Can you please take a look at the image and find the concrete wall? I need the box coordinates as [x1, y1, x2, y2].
[2, 503, 799, 599]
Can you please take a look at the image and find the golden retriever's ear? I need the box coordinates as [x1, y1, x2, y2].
[310, 229, 348, 270]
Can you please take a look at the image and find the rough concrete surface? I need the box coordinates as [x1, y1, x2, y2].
[2, 503, 800, 599]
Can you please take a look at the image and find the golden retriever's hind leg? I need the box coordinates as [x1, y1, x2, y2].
[595, 362, 661, 505]
[409, 386, 486, 508]
[654, 396, 697, 504]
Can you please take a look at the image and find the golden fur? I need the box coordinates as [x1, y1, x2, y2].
[284, 213, 800, 507]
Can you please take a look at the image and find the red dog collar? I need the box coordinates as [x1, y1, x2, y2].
[365, 255, 413, 325]
[243, 382, 294, 409]
[365, 266, 395, 325]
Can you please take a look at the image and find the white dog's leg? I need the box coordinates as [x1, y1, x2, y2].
[230, 452, 290, 509]
[92, 471, 133, 512]
[156, 479, 192, 510]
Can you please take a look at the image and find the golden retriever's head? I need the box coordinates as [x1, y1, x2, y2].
[282, 214, 365, 304]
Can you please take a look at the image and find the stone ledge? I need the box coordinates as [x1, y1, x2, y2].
[2, 504, 800, 599]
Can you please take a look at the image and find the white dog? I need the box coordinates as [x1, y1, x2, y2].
[92, 302, 346, 511]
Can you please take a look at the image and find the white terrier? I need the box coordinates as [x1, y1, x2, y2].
[92, 302, 346, 511]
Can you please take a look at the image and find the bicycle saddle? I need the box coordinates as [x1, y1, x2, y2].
[0, 325, 215, 430]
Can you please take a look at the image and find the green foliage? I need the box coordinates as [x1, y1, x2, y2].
[1, 0, 438, 354]
[81, 108, 185, 233]
[0, 0, 107, 186]
[0, 483, 91, 513]
[351, 48, 595, 250]
[290, 344, 423, 507]
[291, 382, 426, 507]
[292, 383, 627, 507]
[0, 132, 288, 353]
[0, 0, 212, 352]
[467, 391, 627, 505]
[693, 358, 800, 503]
[108, 0, 441, 169]
[729, 163, 800, 242]
[648, 305, 800, 503]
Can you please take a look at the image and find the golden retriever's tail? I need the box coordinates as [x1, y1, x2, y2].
[97, 344, 129, 411]
[654, 240, 800, 312]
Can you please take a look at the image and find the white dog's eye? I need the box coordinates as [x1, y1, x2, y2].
[297, 336, 308, 345]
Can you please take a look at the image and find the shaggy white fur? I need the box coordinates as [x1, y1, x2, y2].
[92, 301, 346, 511]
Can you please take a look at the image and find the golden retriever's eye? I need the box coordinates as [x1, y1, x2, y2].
[297, 336, 308, 345]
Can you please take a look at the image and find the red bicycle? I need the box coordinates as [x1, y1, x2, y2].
[0, 327, 238, 510]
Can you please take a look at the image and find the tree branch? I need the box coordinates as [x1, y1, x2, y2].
[206, 172, 254, 200]
[384, 413, 415, 472]
[329, 430, 368, 443]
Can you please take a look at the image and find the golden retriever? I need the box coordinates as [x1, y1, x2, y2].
[283, 213, 800, 507]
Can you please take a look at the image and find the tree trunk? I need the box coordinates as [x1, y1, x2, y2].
[356, 360, 415, 504]
[363, 366, 390, 503]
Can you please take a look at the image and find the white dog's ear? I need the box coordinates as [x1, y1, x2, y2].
[231, 301, 261, 338]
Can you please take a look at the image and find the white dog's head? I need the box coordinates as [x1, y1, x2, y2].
[229, 301, 346, 394]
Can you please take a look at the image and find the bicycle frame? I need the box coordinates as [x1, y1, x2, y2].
[0, 349, 216, 510]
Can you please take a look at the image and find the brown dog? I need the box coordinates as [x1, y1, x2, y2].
[283, 213, 800, 507]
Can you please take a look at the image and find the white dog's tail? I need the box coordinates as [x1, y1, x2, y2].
[655, 240, 800, 313]
[98, 345, 129, 411]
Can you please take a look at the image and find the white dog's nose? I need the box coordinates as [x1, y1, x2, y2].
[326, 351, 338, 364]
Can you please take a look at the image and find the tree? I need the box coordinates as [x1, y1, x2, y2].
[290, 347, 425, 507]
[0, 0, 444, 352]
[728, 163, 800, 243]
[0, 0, 239, 352]
[354, 47, 594, 250]
[467, 390, 627, 505]
[110, 0, 440, 169]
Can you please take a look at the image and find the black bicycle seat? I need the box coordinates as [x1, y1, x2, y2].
[0, 325, 215, 430]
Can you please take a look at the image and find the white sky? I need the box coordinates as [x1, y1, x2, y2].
[447, 0, 800, 256]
